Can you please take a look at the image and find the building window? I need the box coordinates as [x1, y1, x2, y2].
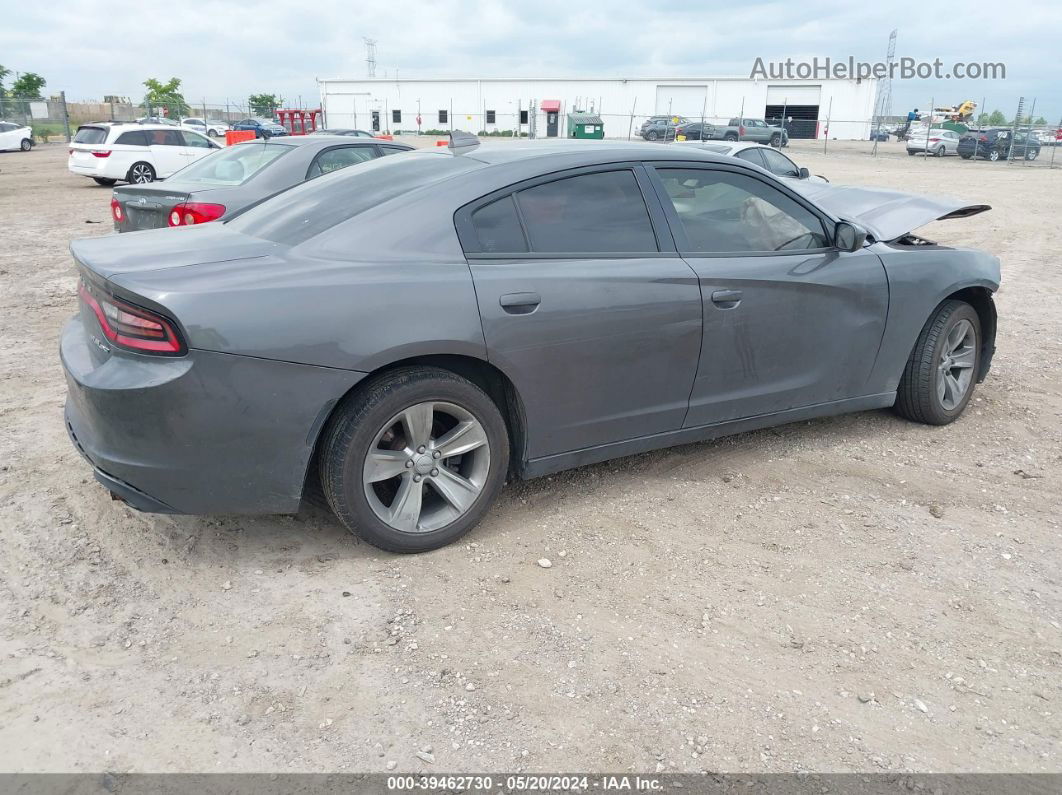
[486, 109, 496, 124]
[392, 109, 401, 124]
[439, 109, 448, 124]
[519, 110, 529, 125]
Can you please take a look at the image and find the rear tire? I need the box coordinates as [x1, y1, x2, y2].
[724, 132, 738, 142]
[907, 149, 917, 156]
[646, 131, 658, 141]
[319, 367, 510, 553]
[20, 138, 33, 151]
[770, 133, 782, 147]
[207, 129, 219, 138]
[127, 162, 156, 184]
[935, 145, 946, 157]
[92, 177, 117, 187]
[1025, 148, 1039, 161]
[894, 300, 981, 425]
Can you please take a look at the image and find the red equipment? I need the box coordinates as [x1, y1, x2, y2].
[275, 108, 322, 136]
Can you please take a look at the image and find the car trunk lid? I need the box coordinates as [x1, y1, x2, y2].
[788, 183, 990, 242]
[112, 185, 193, 231]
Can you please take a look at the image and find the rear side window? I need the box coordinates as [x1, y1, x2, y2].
[146, 129, 183, 146]
[306, 146, 376, 178]
[74, 126, 107, 144]
[735, 148, 766, 168]
[471, 196, 527, 253]
[115, 130, 149, 146]
[760, 148, 800, 178]
[180, 131, 213, 148]
[514, 170, 657, 253]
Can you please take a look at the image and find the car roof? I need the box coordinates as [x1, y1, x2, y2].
[234, 135, 409, 149]
[433, 139, 736, 169]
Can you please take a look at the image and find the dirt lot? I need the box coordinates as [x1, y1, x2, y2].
[1, 140, 1060, 775]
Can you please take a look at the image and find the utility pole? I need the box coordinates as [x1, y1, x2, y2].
[872, 29, 897, 155]
[363, 38, 378, 78]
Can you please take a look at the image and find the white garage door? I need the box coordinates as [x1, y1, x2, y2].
[655, 85, 710, 117]
[766, 85, 821, 105]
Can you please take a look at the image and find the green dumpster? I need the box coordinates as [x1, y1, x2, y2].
[567, 112, 604, 139]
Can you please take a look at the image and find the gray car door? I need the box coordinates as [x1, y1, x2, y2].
[646, 162, 890, 426]
[457, 165, 703, 460]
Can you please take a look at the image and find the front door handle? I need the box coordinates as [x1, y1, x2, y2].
[711, 289, 743, 307]
[499, 292, 541, 314]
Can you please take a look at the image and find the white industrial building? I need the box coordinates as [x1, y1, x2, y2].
[317, 76, 879, 140]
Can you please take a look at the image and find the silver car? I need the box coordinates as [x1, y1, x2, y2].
[677, 140, 828, 183]
[907, 128, 962, 157]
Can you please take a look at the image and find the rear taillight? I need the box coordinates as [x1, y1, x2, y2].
[979, 135, 988, 142]
[167, 202, 226, 227]
[110, 198, 123, 223]
[90, 150, 111, 158]
[929, 137, 941, 142]
[78, 280, 185, 355]
[739, 125, 746, 136]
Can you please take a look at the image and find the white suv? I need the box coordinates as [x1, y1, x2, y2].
[181, 117, 229, 138]
[68, 122, 221, 186]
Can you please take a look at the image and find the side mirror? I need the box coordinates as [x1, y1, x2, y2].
[834, 221, 868, 252]
[798, 167, 811, 180]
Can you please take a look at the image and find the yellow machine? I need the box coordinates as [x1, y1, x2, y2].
[932, 100, 977, 122]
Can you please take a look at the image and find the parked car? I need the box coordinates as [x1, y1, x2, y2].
[110, 136, 414, 232]
[639, 115, 688, 139]
[62, 139, 998, 553]
[0, 120, 33, 151]
[703, 118, 788, 147]
[869, 127, 890, 142]
[181, 117, 229, 138]
[680, 141, 828, 182]
[231, 118, 288, 139]
[674, 121, 713, 141]
[68, 122, 221, 186]
[311, 129, 379, 138]
[906, 128, 962, 157]
[957, 128, 1041, 161]
[135, 116, 179, 126]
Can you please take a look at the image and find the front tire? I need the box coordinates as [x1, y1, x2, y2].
[20, 138, 33, 151]
[894, 300, 981, 425]
[127, 162, 156, 184]
[207, 129, 219, 138]
[724, 132, 738, 142]
[320, 367, 510, 553]
[1025, 148, 1039, 161]
[646, 131, 658, 141]
[935, 145, 946, 157]
[770, 133, 782, 147]
[987, 149, 1001, 161]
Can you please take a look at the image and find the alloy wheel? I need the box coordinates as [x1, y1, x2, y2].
[937, 319, 976, 410]
[363, 401, 490, 534]
[130, 164, 154, 183]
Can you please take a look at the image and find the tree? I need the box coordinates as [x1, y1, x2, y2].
[0, 64, 9, 98]
[143, 77, 189, 117]
[10, 72, 46, 98]
[248, 93, 283, 117]
[1034, 116, 1047, 126]
[987, 110, 1006, 126]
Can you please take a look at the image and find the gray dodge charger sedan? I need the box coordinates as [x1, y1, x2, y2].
[62, 137, 999, 552]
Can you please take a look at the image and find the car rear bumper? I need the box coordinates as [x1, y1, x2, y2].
[60, 314, 366, 515]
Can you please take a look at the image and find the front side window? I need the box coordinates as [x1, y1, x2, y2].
[181, 131, 213, 148]
[514, 170, 657, 254]
[148, 129, 184, 146]
[760, 148, 800, 178]
[115, 130, 149, 146]
[655, 168, 828, 253]
[307, 146, 376, 178]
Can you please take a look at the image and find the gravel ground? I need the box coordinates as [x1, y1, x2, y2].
[0, 141, 1060, 774]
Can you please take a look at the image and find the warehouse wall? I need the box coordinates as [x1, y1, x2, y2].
[318, 77, 878, 140]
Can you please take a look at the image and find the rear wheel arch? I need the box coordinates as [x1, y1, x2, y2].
[301, 354, 528, 504]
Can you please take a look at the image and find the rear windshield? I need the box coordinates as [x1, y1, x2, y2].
[74, 126, 107, 144]
[170, 142, 291, 186]
[226, 152, 477, 245]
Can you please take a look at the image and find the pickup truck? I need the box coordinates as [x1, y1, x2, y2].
[696, 117, 788, 147]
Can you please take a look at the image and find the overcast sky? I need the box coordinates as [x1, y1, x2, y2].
[3, 0, 1059, 121]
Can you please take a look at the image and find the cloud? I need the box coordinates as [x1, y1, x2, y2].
[1, 0, 1058, 119]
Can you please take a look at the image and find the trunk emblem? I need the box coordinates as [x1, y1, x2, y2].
[137, 197, 147, 206]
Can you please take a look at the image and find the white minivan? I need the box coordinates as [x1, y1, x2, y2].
[68, 122, 221, 186]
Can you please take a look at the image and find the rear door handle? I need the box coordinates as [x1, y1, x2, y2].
[711, 289, 743, 307]
[499, 292, 541, 314]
